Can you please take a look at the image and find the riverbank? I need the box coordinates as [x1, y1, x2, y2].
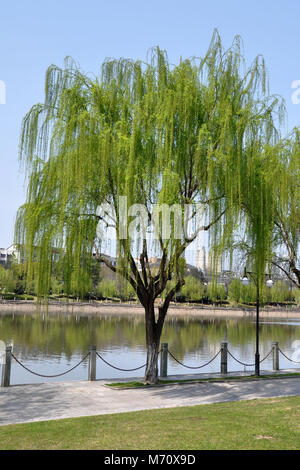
[0, 299, 300, 318]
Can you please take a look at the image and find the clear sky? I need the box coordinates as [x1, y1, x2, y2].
[0, 0, 300, 249]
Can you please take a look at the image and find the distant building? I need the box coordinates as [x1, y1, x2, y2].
[195, 246, 223, 275]
[0, 244, 64, 268]
[0, 244, 22, 267]
[0, 248, 8, 267]
[195, 247, 206, 272]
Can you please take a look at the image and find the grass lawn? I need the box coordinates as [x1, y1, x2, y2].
[0, 396, 299, 450]
[105, 372, 300, 389]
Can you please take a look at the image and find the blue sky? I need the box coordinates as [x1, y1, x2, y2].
[0, 0, 300, 250]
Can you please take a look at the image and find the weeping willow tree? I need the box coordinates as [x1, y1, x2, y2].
[233, 127, 300, 289]
[269, 129, 300, 287]
[16, 30, 284, 383]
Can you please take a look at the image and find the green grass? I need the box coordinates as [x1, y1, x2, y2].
[0, 396, 299, 450]
[106, 372, 300, 389]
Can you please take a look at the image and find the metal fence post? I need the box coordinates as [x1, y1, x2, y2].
[272, 342, 279, 371]
[1, 346, 12, 387]
[88, 345, 97, 381]
[221, 342, 228, 374]
[160, 343, 168, 378]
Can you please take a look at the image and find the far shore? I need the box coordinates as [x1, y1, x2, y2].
[0, 299, 300, 319]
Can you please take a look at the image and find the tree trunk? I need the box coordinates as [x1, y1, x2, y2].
[144, 339, 160, 384]
[144, 302, 162, 384]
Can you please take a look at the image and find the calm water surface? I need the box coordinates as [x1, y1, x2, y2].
[1, 311, 300, 385]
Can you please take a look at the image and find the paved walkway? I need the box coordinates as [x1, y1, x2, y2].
[1, 370, 300, 426]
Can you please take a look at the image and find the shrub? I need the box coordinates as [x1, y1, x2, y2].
[293, 288, 300, 306]
[97, 279, 118, 299]
[0, 266, 16, 294]
[181, 276, 206, 301]
[206, 282, 226, 303]
[228, 279, 242, 303]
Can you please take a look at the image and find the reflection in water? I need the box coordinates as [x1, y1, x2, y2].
[0, 311, 299, 384]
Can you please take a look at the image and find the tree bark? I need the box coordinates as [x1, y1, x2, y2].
[144, 302, 162, 384]
[144, 338, 160, 384]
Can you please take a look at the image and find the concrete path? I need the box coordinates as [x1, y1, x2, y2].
[1, 371, 300, 426]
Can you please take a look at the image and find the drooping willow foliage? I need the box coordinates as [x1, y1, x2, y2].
[16, 30, 287, 300]
[269, 129, 300, 286]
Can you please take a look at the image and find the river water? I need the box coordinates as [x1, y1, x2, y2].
[0, 311, 300, 385]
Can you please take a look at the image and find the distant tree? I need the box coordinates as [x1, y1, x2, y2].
[0, 265, 16, 294]
[97, 279, 118, 299]
[181, 276, 206, 301]
[206, 282, 226, 303]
